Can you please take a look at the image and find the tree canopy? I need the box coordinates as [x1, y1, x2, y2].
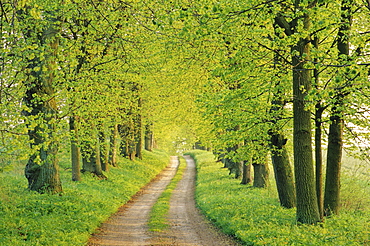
[1, 0, 370, 223]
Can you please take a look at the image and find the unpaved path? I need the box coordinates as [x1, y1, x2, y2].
[88, 155, 239, 246]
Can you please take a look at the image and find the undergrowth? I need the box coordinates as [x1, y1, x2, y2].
[186, 149, 370, 246]
[148, 156, 186, 232]
[0, 149, 169, 246]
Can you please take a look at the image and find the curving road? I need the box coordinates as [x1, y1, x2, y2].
[88, 155, 239, 246]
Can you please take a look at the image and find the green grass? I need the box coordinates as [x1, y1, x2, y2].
[0, 149, 169, 246]
[148, 156, 187, 232]
[186, 150, 370, 246]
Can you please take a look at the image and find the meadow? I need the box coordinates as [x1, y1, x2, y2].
[0, 149, 169, 245]
[186, 150, 370, 245]
[1, 148, 369, 245]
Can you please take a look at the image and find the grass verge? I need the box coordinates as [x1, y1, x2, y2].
[186, 149, 370, 246]
[0, 149, 169, 246]
[148, 156, 186, 232]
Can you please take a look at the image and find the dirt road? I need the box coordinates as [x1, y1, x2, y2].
[88, 155, 239, 246]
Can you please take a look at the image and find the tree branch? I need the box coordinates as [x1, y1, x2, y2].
[274, 13, 292, 36]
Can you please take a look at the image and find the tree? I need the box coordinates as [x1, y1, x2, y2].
[324, 0, 353, 216]
[144, 123, 154, 151]
[269, 124, 296, 207]
[291, 5, 321, 224]
[70, 116, 81, 181]
[19, 2, 63, 193]
[268, 22, 296, 209]
[109, 124, 119, 167]
[274, 0, 321, 223]
[81, 124, 105, 179]
[313, 35, 325, 219]
[240, 160, 253, 185]
[252, 155, 269, 188]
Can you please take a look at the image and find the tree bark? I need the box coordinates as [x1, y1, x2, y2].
[135, 102, 143, 159]
[21, 8, 62, 193]
[275, 0, 321, 224]
[81, 125, 105, 178]
[95, 138, 104, 176]
[234, 137, 244, 179]
[118, 124, 129, 157]
[270, 17, 296, 209]
[70, 116, 81, 181]
[109, 124, 118, 167]
[82, 143, 105, 178]
[240, 161, 252, 185]
[252, 156, 269, 188]
[229, 159, 242, 179]
[324, 0, 352, 217]
[315, 103, 324, 219]
[291, 4, 320, 224]
[223, 145, 242, 179]
[99, 129, 109, 172]
[119, 122, 136, 160]
[234, 161, 243, 179]
[270, 133, 296, 208]
[144, 123, 154, 151]
[222, 147, 233, 173]
[324, 113, 343, 216]
[126, 118, 136, 161]
[313, 35, 324, 220]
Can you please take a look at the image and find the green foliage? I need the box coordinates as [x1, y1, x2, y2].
[1, 0, 370, 236]
[188, 150, 370, 245]
[148, 156, 186, 232]
[0, 149, 169, 245]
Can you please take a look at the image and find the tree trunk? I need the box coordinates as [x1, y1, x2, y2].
[81, 125, 105, 178]
[21, 8, 62, 194]
[222, 147, 233, 173]
[222, 145, 243, 179]
[252, 157, 269, 188]
[226, 158, 237, 177]
[99, 129, 109, 172]
[291, 5, 320, 224]
[25, 145, 61, 194]
[324, 0, 352, 217]
[118, 123, 129, 157]
[153, 138, 158, 149]
[313, 34, 324, 219]
[315, 103, 324, 219]
[194, 142, 206, 150]
[95, 138, 104, 176]
[70, 116, 81, 181]
[82, 142, 105, 178]
[240, 161, 252, 185]
[234, 137, 244, 179]
[270, 133, 296, 208]
[109, 124, 118, 167]
[135, 105, 143, 159]
[144, 123, 154, 151]
[128, 127, 136, 161]
[324, 114, 343, 216]
[234, 161, 243, 179]
[82, 145, 94, 173]
[223, 157, 232, 171]
[124, 118, 136, 161]
[274, 0, 320, 224]
[269, 20, 296, 208]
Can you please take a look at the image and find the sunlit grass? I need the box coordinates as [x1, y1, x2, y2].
[187, 150, 370, 246]
[0, 149, 169, 246]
